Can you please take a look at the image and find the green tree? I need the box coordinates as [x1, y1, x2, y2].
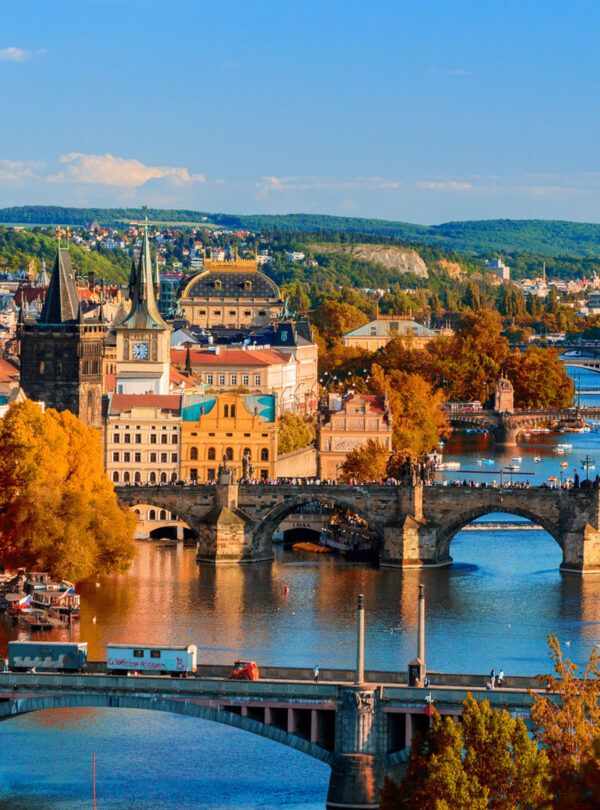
[340, 439, 390, 482]
[0, 400, 136, 581]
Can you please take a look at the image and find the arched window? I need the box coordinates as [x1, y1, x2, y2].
[134, 471, 141, 483]
[123, 471, 130, 483]
[149, 471, 157, 484]
[230, 404, 236, 418]
[207, 447, 216, 460]
[190, 447, 198, 460]
[134, 509, 141, 519]
[112, 471, 119, 483]
[225, 447, 234, 461]
[151, 338, 158, 361]
[149, 509, 156, 520]
[171, 472, 177, 482]
[224, 404, 229, 417]
[160, 472, 167, 484]
[159, 509, 167, 520]
[260, 448, 269, 461]
[243, 447, 251, 460]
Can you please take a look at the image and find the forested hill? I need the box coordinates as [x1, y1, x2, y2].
[2, 206, 600, 256]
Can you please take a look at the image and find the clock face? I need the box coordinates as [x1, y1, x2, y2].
[132, 342, 149, 360]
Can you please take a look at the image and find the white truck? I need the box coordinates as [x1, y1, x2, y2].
[106, 644, 197, 676]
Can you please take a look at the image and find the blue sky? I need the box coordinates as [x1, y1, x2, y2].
[1, 0, 600, 223]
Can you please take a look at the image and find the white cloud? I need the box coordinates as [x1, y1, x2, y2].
[415, 181, 474, 190]
[0, 47, 46, 62]
[254, 175, 403, 199]
[48, 153, 206, 187]
[0, 159, 45, 184]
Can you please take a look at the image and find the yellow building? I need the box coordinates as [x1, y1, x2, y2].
[178, 256, 284, 328]
[180, 392, 278, 482]
[341, 317, 444, 350]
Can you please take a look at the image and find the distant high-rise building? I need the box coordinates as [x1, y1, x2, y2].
[19, 245, 105, 427]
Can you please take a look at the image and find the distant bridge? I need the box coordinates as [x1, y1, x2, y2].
[116, 477, 600, 574]
[446, 406, 600, 444]
[0, 668, 542, 809]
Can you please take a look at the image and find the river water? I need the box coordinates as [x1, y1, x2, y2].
[1, 365, 599, 809]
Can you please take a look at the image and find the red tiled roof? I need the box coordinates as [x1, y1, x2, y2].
[344, 393, 387, 414]
[0, 357, 19, 384]
[104, 373, 116, 393]
[170, 367, 195, 388]
[110, 394, 182, 413]
[170, 348, 289, 367]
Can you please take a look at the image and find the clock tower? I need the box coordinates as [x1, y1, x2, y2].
[114, 224, 171, 395]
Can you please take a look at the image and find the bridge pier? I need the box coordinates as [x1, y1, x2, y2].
[491, 423, 519, 447]
[326, 687, 384, 810]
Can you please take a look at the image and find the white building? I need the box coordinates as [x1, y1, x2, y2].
[483, 258, 510, 280]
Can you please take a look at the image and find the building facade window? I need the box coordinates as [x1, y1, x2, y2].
[112, 452, 119, 462]
[113, 433, 120, 443]
[149, 472, 157, 484]
[123, 471, 130, 483]
[225, 447, 234, 461]
[124, 452, 130, 463]
[112, 471, 119, 483]
[134, 471, 141, 483]
[134, 452, 141, 463]
[171, 453, 178, 463]
[242, 375, 249, 386]
[254, 375, 261, 386]
[231, 374, 237, 385]
[150, 434, 157, 444]
[160, 453, 167, 463]
[219, 375, 226, 385]
[124, 434, 131, 443]
[161, 435, 168, 444]
[207, 374, 213, 385]
[150, 452, 157, 463]
[190, 447, 198, 460]
[171, 434, 178, 444]
[135, 434, 142, 444]
[260, 448, 269, 461]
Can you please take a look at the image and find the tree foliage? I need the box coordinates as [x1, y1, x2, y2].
[312, 300, 370, 345]
[370, 365, 449, 455]
[339, 439, 390, 482]
[0, 400, 136, 581]
[277, 412, 316, 455]
[531, 634, 600, 784]
[381, 694, 549, 810]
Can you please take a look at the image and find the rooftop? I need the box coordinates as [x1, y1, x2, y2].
[343, 318, 437, 339]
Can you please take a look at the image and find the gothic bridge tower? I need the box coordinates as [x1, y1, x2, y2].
[18, 246, 105, 427]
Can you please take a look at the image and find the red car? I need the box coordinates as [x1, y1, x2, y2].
[229, 660, 259, 680]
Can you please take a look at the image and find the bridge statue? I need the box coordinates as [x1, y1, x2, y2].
[116, 479, 600, 575]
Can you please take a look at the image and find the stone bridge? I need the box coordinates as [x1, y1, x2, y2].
[0, 670, 540, 809]
[447, 406, 600, 445]
[116, 476, 600, 574]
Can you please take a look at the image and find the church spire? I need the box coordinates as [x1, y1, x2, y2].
[154, 255, 161, 302]
[39, 244, 80, 324]
[119, 220, 168, 330]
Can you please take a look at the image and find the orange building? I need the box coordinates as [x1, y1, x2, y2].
[180, 392, 278, 482]
[318, 392, 392, 480]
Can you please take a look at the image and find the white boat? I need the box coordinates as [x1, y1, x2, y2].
[438, 462, 461, 470]
[553, 446, 565, 455]
[534, 456, 542, 463]
[505, 465, 520, 471]
[511, 456, 522, 464]
[476, 458, 494, 465]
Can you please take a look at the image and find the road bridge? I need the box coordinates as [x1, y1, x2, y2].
[116, 476, 600, 573]
[0, 668, 541, 809]
[446, 406, 600, 445]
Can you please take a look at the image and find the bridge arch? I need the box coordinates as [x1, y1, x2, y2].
[0, 693, 334, 766]
[251, 493, 385, 553]
[434, 504, 562, 561]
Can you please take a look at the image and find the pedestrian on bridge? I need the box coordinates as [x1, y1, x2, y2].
[490, 668, 496, 689]
[313, 665, 319, 683]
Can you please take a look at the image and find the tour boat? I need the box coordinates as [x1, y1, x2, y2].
[476, 458, 494, 465]
[511, 456, 522, 465]
[506, 464, 520, 471]
[438, 461, 461, 470]
[534, 456, 542, 463]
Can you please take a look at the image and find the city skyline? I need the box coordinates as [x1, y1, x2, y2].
[2, 0, 600, 222]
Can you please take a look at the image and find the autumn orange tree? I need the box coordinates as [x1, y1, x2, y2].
[531, 634, 600, 787]
[0, 399, 136, 581]
[381, 694, 549, 810]
[339, 439, 390, 482]
[370, 365, 449, 456]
